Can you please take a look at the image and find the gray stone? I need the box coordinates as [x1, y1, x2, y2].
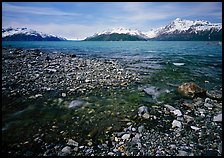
[121, 133, 130, 140]
[183, 115, 194, 123]
[213, 113, 222, 122]
[138, 125, 144, 133]
[108, 152, 115, 156]
[61, 146, 72, 155]
[190, 126, 200, 131]
[138, 106, 148, 115]
[142, 113, 150, 119]
[68, 100, 85, 109]
[171, 120, 182, 128]
[177, 150, 188, 156]
[143, 86, 161, 99]
[67, 139, 79, 147]
[164, 104, 176, 111]
[172, 109, 182, 117]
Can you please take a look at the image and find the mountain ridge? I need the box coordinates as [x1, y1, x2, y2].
[2, 27, 67, 41]
[84, 18, 222, 41]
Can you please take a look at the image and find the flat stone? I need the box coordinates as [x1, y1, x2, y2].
[190, 126, 201, 131]
[61, 146, 72, 155]
[172, 120, 182, 128]
[164, 104, 176, 111]
[67, 139, 79, 147]
[108, 152, 115, 156]
[177, 150, 188, 156]
[68, 100, 85, 109]
[183, 115, 194, 123]
[172, 109, 182, 117]
[121, 133, 130, 140]
[142, 113, 150, 119]
[143, 86, 161, 99]
[213, 113, 222, 122]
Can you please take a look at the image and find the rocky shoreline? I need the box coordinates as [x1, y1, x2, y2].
[2, 48, 222, 156]
[2, 48, 139, 98]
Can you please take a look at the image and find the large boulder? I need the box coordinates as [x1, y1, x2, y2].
[177, 82, 206, 98]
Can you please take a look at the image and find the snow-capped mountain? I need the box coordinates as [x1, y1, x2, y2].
[2, 27, 67, 41]
[84, 27, 148, 41]
[93, 27, 148, 38]
[147, 18, 222, 40]
[85, 18, 222, 41]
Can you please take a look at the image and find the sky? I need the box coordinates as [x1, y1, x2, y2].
[2, 2, 222, 40]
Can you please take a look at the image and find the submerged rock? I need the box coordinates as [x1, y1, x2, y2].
[177, 82, 206, 98]
[143, 86, 161, 99]
[68, 100, 85, 109]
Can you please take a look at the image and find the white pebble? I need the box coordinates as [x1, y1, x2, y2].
[172, 120, 182, 128]
[121, 133, 130, 140]
[190, 126, 201, 131]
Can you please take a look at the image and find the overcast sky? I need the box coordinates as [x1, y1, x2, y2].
[2, 2, 222, 40]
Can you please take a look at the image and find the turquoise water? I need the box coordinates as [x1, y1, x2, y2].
[2, 41, 222, 87]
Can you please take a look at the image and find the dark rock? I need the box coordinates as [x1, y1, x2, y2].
[70, 54, 76, 58]
[203, 150, 218, 156]
[46, 56, 51, 61]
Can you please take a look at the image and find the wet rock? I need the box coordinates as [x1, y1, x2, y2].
[138, 106, 149, 119]
[206, 90, 222, 100]
[164, 104, 176, 111]
[70, 54, 76, 58]
[138, 106, 148, 115]
[62, 93, 66, 97]
[183, 115, 194, 123]
[60, 146, 72, 156]
[190, 126, 200, 131]
[182, 102, 194, 110]
[171, 120, 182, 128]
[87, 128, 98, 138]
[121, 134, 130, 141]
[177, 150, 188, 156]
[213, 113, 222, 122]
[178, 82, 206, 98]
[143, 86, 161, 99]
[46, 68, 57, 74]
[68, 100, 85, 109]
[172, 109, 182, 117]
[67, 139, 79, 147]
[203, 150, 218, 156]
[138, 125, 144, 133]
[142, 113, 150, 119]
[108, 152, 115, 156]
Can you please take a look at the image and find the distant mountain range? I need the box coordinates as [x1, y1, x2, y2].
[84, 18, 222, 41]
[2, 18, 222, 41]
[2, 27, 66, 41]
